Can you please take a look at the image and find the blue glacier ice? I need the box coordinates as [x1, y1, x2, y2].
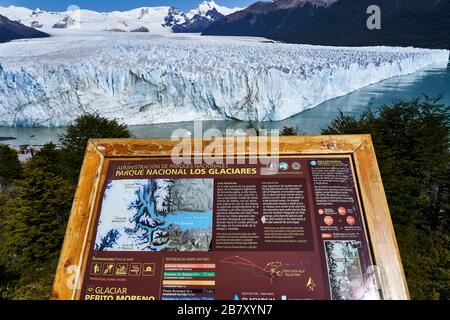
[0, 33, 448, 127]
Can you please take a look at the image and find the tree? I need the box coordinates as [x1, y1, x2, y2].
[280, 126, 298, 136]
[58, 114, 132, 181]
[323, 97, 449, 299]
[245, 121, 266, 136]
[0, 168, 74, 299]
[0, 114, 133, 299]
[27, 143, 66, 177]
[0, 144, 22, 185]
[323, 97, 449, 230]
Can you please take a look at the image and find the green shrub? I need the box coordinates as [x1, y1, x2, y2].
[0, 114, 132, 300]
[323, 97, 449, 299]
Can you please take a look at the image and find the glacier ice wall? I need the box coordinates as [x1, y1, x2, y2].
[0, 34, 448, 127]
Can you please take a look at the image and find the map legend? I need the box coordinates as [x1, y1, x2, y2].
[161, 262, 216, 300]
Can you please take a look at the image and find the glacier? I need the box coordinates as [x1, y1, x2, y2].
[0, 32, 448, 127]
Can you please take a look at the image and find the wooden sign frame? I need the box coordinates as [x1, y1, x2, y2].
[52, 135, 409, 300]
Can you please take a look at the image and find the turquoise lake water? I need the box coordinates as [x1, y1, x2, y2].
[1, 63, 449, 148]
[164, 212, 213, 230]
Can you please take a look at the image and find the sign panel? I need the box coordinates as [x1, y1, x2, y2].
[52, 136, 410, 300]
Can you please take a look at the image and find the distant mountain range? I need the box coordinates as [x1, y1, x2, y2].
[203, 0, 450, 49]
[0, 14, 49, 43]
[166, 5, 223, 33]
[164, 1, 241, 32]
[0, 1, 242, 34]
[1, 0, 448, 49]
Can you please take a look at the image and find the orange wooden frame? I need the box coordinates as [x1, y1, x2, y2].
[51, 135, 410, 300]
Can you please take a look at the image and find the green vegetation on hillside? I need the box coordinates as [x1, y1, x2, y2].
[0, 115, 132, 299]
[0, 144, 22, 186]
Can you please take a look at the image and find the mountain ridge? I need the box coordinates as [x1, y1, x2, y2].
[0, 14, 49, 43]
[203, 0, 450, 49]
[0, 1, 243, 34]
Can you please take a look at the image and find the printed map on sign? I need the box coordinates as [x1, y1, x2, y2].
[94, 179, 213, 251]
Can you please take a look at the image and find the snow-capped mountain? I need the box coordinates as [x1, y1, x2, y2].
[187, 0, 242, 18]
[170, 7, 225, 33]
[0, 14, 49, 43]
[0, 5, 171, 33]
[163, 1, 245, 33]
[0, 1, 242, 34]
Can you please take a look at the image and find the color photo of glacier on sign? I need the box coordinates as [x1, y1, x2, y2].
[94, 179, 213, 252]
[324, 240, 381, 300]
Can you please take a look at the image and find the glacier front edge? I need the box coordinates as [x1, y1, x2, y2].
[0, 34, 448, 127]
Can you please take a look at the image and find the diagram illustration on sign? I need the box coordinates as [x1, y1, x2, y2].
[220, 256, 283, 283]
[94, 179, 213, 252]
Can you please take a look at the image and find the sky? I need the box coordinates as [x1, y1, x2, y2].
[0, 0, 255, 12]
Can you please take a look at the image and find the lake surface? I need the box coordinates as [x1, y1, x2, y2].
[164, 212, 213, 231]
[1, 63, 449, 149]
